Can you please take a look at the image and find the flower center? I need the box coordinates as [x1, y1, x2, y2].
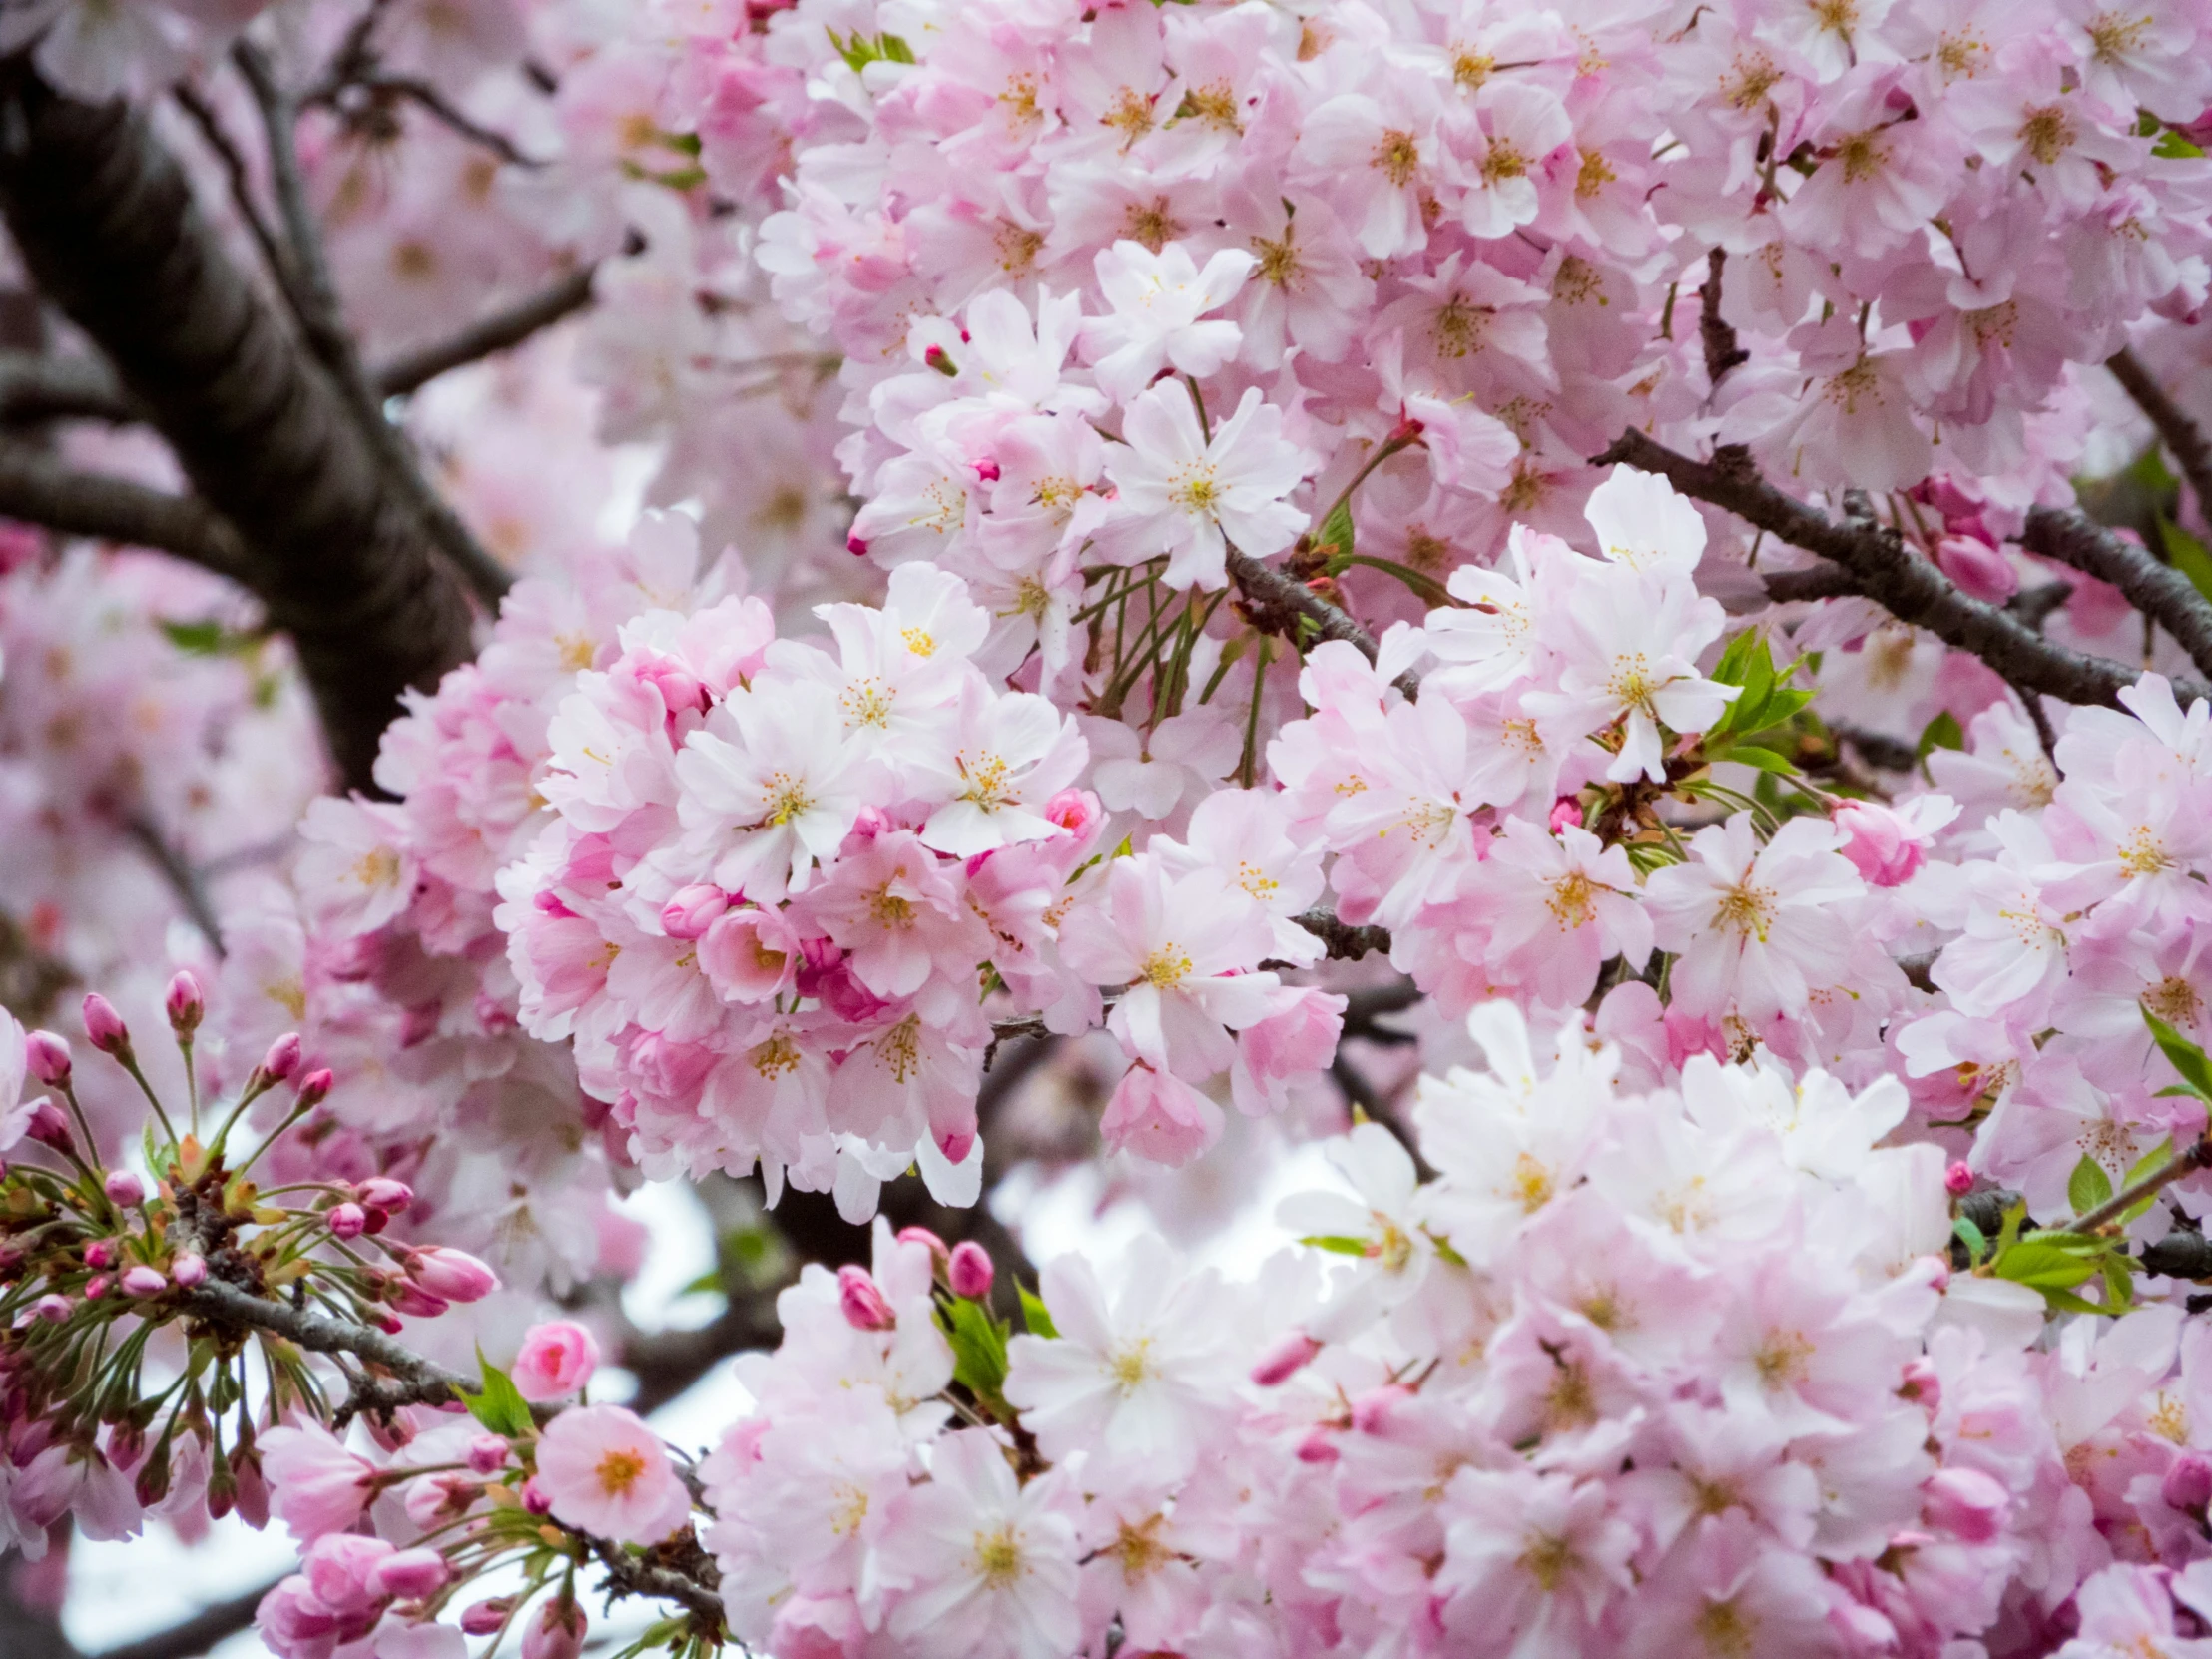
[1836, 128, 1888, 183]
[1168, 462, 1222, 515]
[1374, 129, 1420, 186]
[2018, 104, 2076, 166]
[1547, 871, 1597, 929]
[1138, 947, 1193, 989]
[1517, 1532, 1578, 1592]
[595, 1448, 647, 1498]
[973, 1525, 1025, 1586]
[901, 627, 936, 658]
[1110, 1338, 1154, 1392]
[957, 751, 1016, 810]
[1510, 1152, 1554, 1214]
[762, 773, 814, 828]
[1753, 1329, 1815, 1387]
[1480, 139, 1529, 183]
[1714, 880, 1779, 941]
[351, 847, 401, 890]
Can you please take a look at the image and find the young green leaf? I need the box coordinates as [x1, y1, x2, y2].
[2068, 1154, 2114, 1217]
[1952, 1214, 1988, 1262]
[462, 1356, 534, 1439]
[1016, 1280, 1057, 1339]
[2144, 1006, 2212, 1100]
[1300, 1234, 1374, 1257]
[1312, 500, 1356, 567]
[1916, 711, 1964, 761]
[942, 1296, 1012, 1414]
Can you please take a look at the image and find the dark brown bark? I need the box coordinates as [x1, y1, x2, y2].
[0, 68, 476, 791]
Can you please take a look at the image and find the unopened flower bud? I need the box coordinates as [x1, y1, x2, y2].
[84, 1275, 111, 1301]
[171, 1254, 207, 1288]
[523, 1600, 587, 1659]
[2166, 1453, 2212, 1514]
[24, 1032, 69, 1088]
[295, 1068, 334, 1108]
[359, 1178, 412, 1214]
[164, 972, 205, 1036]
[368, 1549, 449, 1602]
[25, 1099, 71, 1152]
[1250, 1332, 1326, 1387]
[1944, 1161, 1975, 1197]
[120, 1266, 166, 1298]
[460, 1600, 514, 1637]
[84, 1240, 115, 1270]
[103, 1172, 145, 1208]
[660, 884, 730, 940]
[1350, 1384, 1411, 1436]
[1922, 1466, 2009, 1545]
[465, 1434, 510, 1475]
[81, 993, 130, 1058]
[947, 1241, 994, 1301]
[836, 1265, 895, 1331]
[327, 1203, 367, 1240]
[1294, 1428, 1340, 1464]
[408, 1247, 498, 1303]
[32, 1295, 68, 1324]
[923, 343, 957, 377]
[390, 1283, 450, 1320]
[896, 1226, 948, 1267]
[261, 1032, 302, 1083]
[520, 1477, 552, 1516]
[1548, 796, 1584, 834]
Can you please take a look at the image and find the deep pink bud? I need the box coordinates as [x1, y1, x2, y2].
[1250, 1332, 1326, 1387]
[836, 1265, 895, 1331]
[103, 1172, 145, 1208]
[261, 1033, 302, 1083]
[171, 1254, 207, 1288]
[465, 1434, 511, 1475]
[923, 343, 957, 377]
[1944, 1162, 1975, 1197]
[2166, 1453, 2212, 1514]
[520, 1477, 552, 1516]
[32, 1295, 68, 1324]
[84, 1241, 115, 1270]
[1935, 535, 2018, 605]
[660, 884, 730, 940]
[846, 533, 869, 557]
[522, 1600, 587, 1659]
[1043, 788, 1102, 838]
[358, 1178, 412, 1214]
[389, 1283, 450, 1320]
[120, 1266, 166, 1298]
[84, 1275, 111, 1301]
[896, 1226, 948, 1265]
[1922, 1467, 2008, 1544]
[369, 1549, 449, 1601]
[1832, 801, 1930, 888]
[164, 972, 205, 1036]
[947, 1242, 994, 1301]
[460, 1600, 514, 1637]
[408, 1247, 498, 1304]
[327, 1204, 367, 1240]
[24, 1032, 69, 1087]
[1900, 1358, 1942, 1414]
[81, 993, 130, 1057]
[1294, 1428, 1340, 1464]
[295, 1069, 334, 1108]
[1548, 796, 1584, 834]
[24, 1099, 71, 1152]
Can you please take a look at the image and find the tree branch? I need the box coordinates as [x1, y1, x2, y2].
[1227, 547, 1421, 700]
[0, 63, 479, 790]
[1698, 249, 1748, 392]
[376, 264, 600, 397]
[1594, 430, 2208, 710]
[182, 1279, 472, 1399]
[0, 439, 250, 580]
[0, 352, 139, 423]
[2108, 345, 2212, 524]
[1293, 907, 1392, 960]
[2018, 504, 2212, 684]
[322, 75, 547, 170]
[93, 1580, 284, 1659]
[124, 815, 225, 956]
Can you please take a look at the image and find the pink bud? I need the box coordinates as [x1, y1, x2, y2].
[261, 1033, 302, 1082]
[171, 1254, 207, 1288]
[327, 1203, 367, 1240]
[465, 1435, 511, 1475]
[103, 1172, 145, 1208]
[660, 884, 730, 940]
[1944, 1162, 1975, 1197]
[24, 1032, 69, 1087]
[896, 1226, 948, 1266]
[1548, 796, 1584, 834]
[947, 1242, 994, 1301]
[1294, 1428, 1340, 1464]
[390, 1283, 451, 1320]
[1935, 535, 2018, 605]
[24, 1099, 71, 1152]
[512, 1321, 600, 1401]
[120, 1266, 167, 1298]
[1350, 1384, 1411, 1436]
[460, 1600, 514, 1637]
[846, 533, 869, 557]
[1250, 1332, 1326, 1387]
[84, 1240, 115, 1270]
[836, 1265, 895, 1332]
[81, 993, 130, 1057]
[923, 343, 957, 377]
[2166, 1453, 2212, 1513]
[84, 1275, 111, 1301]
[295, 1068, 334, 1109]
[1921, 1466, 2009, 1545]
[369, 1549, 450, 1601]
[522, 1600, 587, 1659]
[358, 1178, 413, 1214]
[1832, 800, 1930, 888]
[520, 1477, 552, 1516]
[32, 1295, 68, 1324]
[408, 1247, 498, 1304]
[164, 972, 205, 1036]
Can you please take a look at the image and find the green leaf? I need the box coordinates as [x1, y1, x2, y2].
[1299, 1234, 1373, 1257]
[943, 1296, 1011, 1414]
[827, 27, 915, 71]
[1719, 745, 1797, 775]
[1991, 1238, 2103, 1292]
[2145, 1006, 2212, 1100]
[2161, 516, 2212, 605]
[1339, 554, 1455, 609]
[1312, 500, 1355, 566]
[2156, 127, 2207, 159]
[1996, 1200, 2028, 1255]
[462, 1356, 534, 1438]
[1952, 1214, 1988, 1262]
[2103, 1251, 2140, 1313]
[2121, 1139, 2178, 1224]
[1016, 1280, 1057, 1339]
[161, 618, 261, 657]
[1916, 711, 1964, 760]
[2069, 1154, 2115, 1217]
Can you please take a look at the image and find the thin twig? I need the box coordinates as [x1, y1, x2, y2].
[375, 264, 600, 396]
[0, 439, 251, 580]
[2108, 346, 2212, 526]
[1593, 430, 2208, 710]
[170, 81, 297, 307]
[1697, 249, 1748, 392]
[1293, 908, 1392, 960]
[0, 352, 139, 424]
[1226, 546, 1421, 701]
[231, 40, 512, 607]
[334, 75, 547, 168]
[2071, 1135, 2211, 1233]
[124, 815, 225, 956]
[2018, 504, 2212, 683]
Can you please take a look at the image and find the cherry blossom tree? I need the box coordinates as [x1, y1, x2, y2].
[10, 1, 2212, 1657]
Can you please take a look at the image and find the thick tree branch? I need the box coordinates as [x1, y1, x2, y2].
[182, 1279, 472, 1399]
[376, 264, 601, 397]
[2108, 346, 2212, 524]
[2019, 504, 2212, 683]
[93, 1580, 284, 1659]
[0, 64, 478, 790]
[1294, 907, 1392, 960]
[0, 439, 250, 580]
[1595, 430, 2208, 710]
[0, 352, 139, 423]
[1227, 547, 1421, 700]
